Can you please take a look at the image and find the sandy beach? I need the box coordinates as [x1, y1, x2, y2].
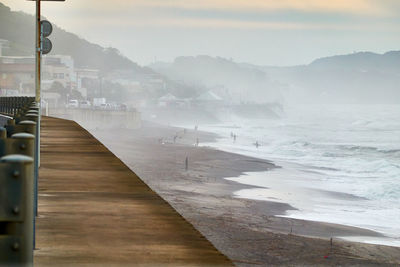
[91, 122, 400, 266]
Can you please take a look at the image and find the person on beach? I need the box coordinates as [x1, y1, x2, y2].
[255, 141, 260, 148]
[233, 134, 237, 142]
[174, 135, 178, 143]
[195, 138, 199, 147]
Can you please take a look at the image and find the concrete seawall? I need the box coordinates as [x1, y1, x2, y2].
[46, 108, 142, 130]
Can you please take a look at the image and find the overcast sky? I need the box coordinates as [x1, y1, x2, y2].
[2, 0, 400, 66]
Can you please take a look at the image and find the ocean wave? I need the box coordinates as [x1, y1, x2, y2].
[204, 104, 400, 244]
[365, 182, 400, 200]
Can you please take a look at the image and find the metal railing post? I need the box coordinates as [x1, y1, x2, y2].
[0, 97, 37, 265]
[0, 155, 34, 265]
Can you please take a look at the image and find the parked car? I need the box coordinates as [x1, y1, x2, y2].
[79, 100, 91, 109]
[99, 103, 112, 110]
[119, 103, 128, 111]
[93, 98, 106, 109]
[67, 99, 79, 108]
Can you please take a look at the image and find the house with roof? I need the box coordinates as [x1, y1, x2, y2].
[192, 90, 224, 108]
[158, 93, 189, 108]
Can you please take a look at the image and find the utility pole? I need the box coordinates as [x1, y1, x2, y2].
[29, 0, 64, 172]
[28, 0, 65, 248]
[35, 0, 41, 103]
[30, 0, 64, 101]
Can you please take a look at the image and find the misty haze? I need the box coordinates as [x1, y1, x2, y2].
[0, 0, 399, 266]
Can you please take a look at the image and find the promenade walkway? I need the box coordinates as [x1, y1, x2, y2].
[34, 116, 231, 266]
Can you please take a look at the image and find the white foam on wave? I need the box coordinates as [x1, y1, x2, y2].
[199, 104, 400, 247]
[227, 169, 400, 247]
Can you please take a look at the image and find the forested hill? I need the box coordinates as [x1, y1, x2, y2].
[0, 2, 146, 73]
[256, 51, 400, 104]
[309, 51, 400, 73]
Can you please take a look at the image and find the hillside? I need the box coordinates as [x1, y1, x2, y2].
[150, 51, 400, 105]
[309, 51, 400, 73]
[150, 55, 284, 104]
[0, 2, 205, 100]
[0, 2, 146, 73]
[251, 51, 400, 104]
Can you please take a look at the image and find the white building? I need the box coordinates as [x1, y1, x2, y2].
[0, 39, 10, 57]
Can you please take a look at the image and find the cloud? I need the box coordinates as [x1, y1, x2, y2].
[154, 0, 375, 13]
[3, 0, 400, 33]
[38, 0, 396, 32]
[71, 0, 395, 16]
[3, 0, 400, 18]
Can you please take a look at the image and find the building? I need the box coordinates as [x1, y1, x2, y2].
[0, 56, 35, 95]
[43, 55, 76, 89]
[74, 68, 100, 99]
[0, 39, 10, 57]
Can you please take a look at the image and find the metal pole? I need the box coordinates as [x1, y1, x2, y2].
[36, 0, 41, 103]
[35, 0, 41, 170]
[35, 0, 41, 172]
[34, 0, 41, 250]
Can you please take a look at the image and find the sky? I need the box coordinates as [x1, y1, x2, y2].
[2, 0, 400, 66]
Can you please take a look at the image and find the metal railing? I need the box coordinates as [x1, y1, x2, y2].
[0, 96, 38, 265]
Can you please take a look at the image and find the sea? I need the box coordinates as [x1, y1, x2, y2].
[198, 104, 400, 247]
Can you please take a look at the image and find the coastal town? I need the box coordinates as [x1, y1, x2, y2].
[0, 41, 282, 126]
[0, 43, 161, 110]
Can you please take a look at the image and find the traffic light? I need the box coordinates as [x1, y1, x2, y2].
[41, 20, 52, 55]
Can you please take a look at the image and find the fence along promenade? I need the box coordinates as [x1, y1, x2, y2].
[0, 96, 39, 265]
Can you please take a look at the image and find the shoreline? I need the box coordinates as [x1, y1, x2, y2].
[90, 121, 400, 266]
[225, 171, 400, 246]
[188, 124, 400, 247]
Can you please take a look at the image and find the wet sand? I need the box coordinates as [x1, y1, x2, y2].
[91, 122, 400, 266]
